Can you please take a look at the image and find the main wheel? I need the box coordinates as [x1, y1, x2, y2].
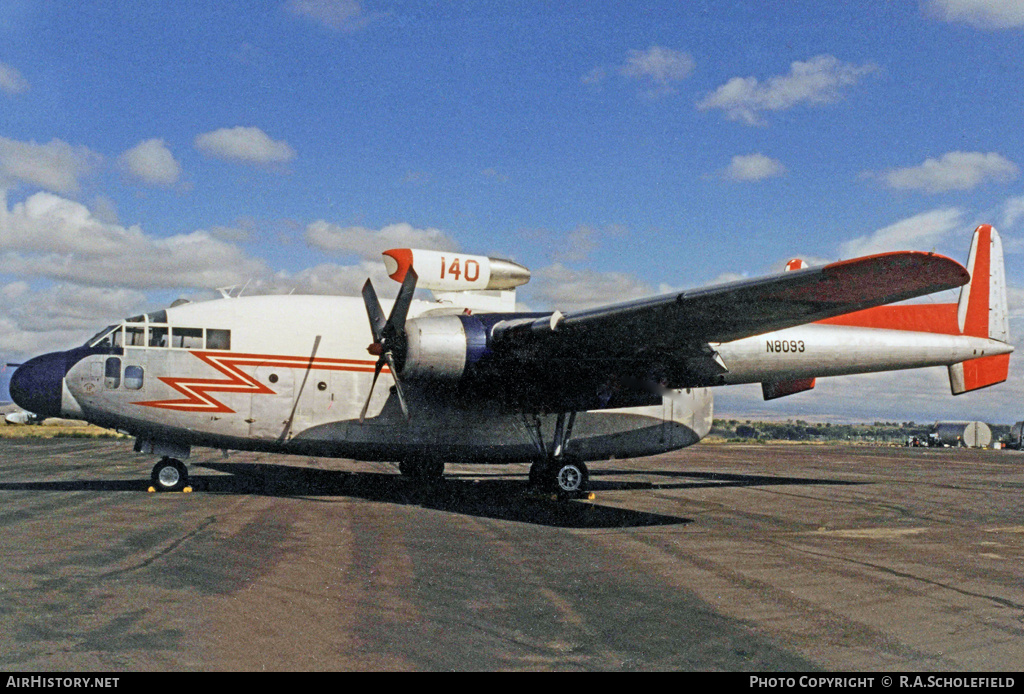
[399, 457, 444, 481]
[551, 460, 588, 494]
[151, 458, 189, 492]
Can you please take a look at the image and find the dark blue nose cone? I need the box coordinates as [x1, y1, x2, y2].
[9, 351, 67, 419]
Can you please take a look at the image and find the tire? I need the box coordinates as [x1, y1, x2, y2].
[552, 460, 588, 494]
[151, 458, 189, 492]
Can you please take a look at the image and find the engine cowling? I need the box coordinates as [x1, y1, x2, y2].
[400, 314, 490, 381]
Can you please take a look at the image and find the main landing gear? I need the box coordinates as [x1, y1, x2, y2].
[523, 412, 591, 497]
[150, 457, 191, 493]
[398, 456, 445, 482]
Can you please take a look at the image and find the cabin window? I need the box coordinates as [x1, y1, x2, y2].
[124, 325, 146, 347]
[124, 366, 144, 390]
[104, 357, 121, 389]
[149, 326, 168, 348]
[206, 329, 231, 350]
[171, 327, 204, 349]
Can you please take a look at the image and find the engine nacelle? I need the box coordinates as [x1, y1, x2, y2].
[401, 314, 490, 381]
[382, 248, 530, 292]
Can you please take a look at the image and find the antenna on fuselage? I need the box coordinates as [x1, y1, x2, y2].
[215, 280, 251, 299]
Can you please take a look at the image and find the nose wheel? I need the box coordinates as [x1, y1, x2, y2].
[150, 457, 190, 492]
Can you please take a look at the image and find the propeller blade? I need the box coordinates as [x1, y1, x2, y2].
[383, 268, 418, 339]
[383, 351, 410, 420]
[358, 268, 418, 423]
[361, 279, 387, 344]
[359, 357, 385, 423]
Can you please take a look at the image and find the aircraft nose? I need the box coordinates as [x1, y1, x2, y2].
[9, 351, 67, 419]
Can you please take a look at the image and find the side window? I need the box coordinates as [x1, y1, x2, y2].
[124, 366, 144, 390]
[104, 357, 121, 389]
[206, 329, 231, 350]
[171, 327, 204, 349]
[149, 326, 168, 348]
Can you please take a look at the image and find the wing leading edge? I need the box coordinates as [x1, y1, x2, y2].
[485, 252, 968, 407]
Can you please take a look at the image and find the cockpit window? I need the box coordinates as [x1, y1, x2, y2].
[149, 326, 168, 348]
[88, 320, 232, 351]
[87, 325, 119, 348]
[124, 325, 146, 347]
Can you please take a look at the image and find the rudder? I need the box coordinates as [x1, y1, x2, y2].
[949, 225, 1010, 394]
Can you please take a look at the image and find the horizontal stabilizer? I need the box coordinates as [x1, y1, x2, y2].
[762, 378, 816, 401]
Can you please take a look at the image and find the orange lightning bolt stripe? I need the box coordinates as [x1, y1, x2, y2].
[135, 351, 384, 413]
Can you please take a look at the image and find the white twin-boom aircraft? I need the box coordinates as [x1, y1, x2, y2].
[9, 225, 1012, 495]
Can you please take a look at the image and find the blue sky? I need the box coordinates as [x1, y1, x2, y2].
[2, 1, 1024, 422]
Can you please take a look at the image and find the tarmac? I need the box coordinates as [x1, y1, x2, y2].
[0, 437, 1020, 671]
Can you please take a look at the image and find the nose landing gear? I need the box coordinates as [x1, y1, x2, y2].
[150, 457, 191, 493]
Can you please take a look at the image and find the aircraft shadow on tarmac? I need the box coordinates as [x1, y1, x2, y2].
[0, 463, 864, 530]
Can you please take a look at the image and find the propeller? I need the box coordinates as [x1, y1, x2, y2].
[359, 268, 418, 423]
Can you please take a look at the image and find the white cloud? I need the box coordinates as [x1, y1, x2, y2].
[724, 153, 787, 181]
[305, 221, 459, 259]
[246, 260, 396, 299]
[839, 208, 964, 258]
[286, 0, 382, 31]
[697, 54, 878, 126]
[194, 126, 296, 165]
[923, 0, 1024, 28]
[868, 151, 1019, 193]
[1002, 195, 1024, 229]
[584, 46, 695, 96]
[619, 46, 695, 96]
[0, 191, 268, 289]
[0, 137, 101, 194]
[526, 264, 662, 311]
[0, 283, 150, 359]
[0, 61, 29, 95]
[118, 139, 182, 186]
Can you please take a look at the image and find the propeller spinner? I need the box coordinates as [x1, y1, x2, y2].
[359, 268, 418, 423]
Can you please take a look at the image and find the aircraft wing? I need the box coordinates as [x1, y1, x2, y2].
[487, 251, 968, 404]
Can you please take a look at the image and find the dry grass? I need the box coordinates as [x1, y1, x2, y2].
[0, 421, 125, 439]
